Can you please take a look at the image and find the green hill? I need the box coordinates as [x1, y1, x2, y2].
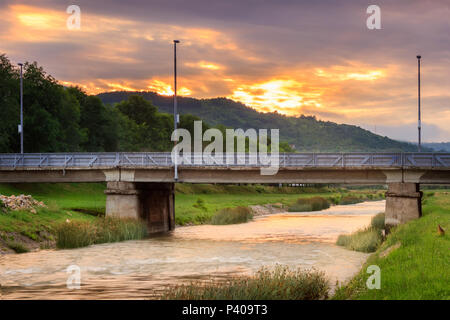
[98, 91, 423, 152]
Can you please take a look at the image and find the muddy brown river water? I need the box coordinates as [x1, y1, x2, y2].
[0, 200, 385, 299]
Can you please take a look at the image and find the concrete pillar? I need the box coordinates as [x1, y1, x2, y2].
[385, 182, 422, 230]
[105, 182, 175, 234]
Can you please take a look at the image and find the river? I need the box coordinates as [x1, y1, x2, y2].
[0, 200, 385, 299]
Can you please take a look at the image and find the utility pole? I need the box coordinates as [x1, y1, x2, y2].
[18, 63, 24, 154]
[173, 40, 180, 180]
[417, 55, 422, 152]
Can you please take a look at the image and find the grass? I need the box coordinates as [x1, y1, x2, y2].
[160, 265, 329, 300]
[334, 191, 450, 300]
[336, 213, 385, 253]
[55, 217, 148, 249]
[175, 186, 384, 225]
[174, 185, 337, 225]
[210, 206, 253, 225]
[0, 183, 106, 214]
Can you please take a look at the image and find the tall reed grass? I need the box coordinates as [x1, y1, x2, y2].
[210, 206, 253, 225]
[161, 265, 329, 300]
[288, 197, 330, 212]
[336, 212, 385, 252]
[56, 217, 147, 249]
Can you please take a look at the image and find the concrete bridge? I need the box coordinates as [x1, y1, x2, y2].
[1, 152, 450, 233]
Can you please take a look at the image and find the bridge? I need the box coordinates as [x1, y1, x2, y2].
[1, 152, 450, 233]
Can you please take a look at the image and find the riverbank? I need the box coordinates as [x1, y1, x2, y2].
[0, 183, 384, 253]
[0, 200, 381, 299]
[333, 190, 450, 300]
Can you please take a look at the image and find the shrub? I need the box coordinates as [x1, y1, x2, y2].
[161, 265, 329, 300]
[211, 207, 253, 225]
[371, 212, 385, 230]
[288, 197, 330, 212]
[339, 196, 363, 205]
[7, 241, 30, 253]
[192, 198, 208, 212]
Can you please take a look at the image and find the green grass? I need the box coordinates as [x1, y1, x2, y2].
[334, 191, 450, 300]
[336, 213, 385, 253]
[0, 183, 106, 213]
[210, 206, 253, 225]
[0, 206, 96, 243]
[175, 186, 384, 225]
[56, 217, 148, 249]
[161, 265, 329, 300]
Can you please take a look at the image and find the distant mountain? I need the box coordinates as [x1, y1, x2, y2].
[98, 91, 428, 152]
[423, 142, 450, 152]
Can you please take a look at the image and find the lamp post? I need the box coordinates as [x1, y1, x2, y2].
[18, 63, 24, 154]
[417, 55, 421, 152]
[173, 40, 180, 180]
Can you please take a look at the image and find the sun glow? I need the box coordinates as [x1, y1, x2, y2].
[186, 61, 222, 70]
[229, 79, 322, 115]
[315, 67, 385, 81]
[147, 80, 191, 96]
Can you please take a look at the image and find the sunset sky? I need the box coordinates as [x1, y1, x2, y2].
[1, 0, 449, 142]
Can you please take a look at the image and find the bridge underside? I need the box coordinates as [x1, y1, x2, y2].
[105, 182, 175, 233]
[1, 167, 450, 184]
[1, 167, 449, 233]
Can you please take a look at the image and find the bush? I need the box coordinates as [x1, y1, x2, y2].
[211, 207, 253, 225]
[7, 241, 30, 253]
[0, 199, 6, 212]
[339, 196, 363, 205]
[56, 217, 148, 249]
[371, 212, 385, 230]
[192, 198, 208, 212]
[288, 197, 330, 212]
[161, 265, 329, 300]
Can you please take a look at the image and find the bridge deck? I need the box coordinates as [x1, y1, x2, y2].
[1, 152, 450, 169]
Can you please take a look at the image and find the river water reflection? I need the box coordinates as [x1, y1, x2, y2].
[0, 200, 385, 299]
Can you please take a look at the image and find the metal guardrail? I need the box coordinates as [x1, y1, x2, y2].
[1, 153, 450, 169]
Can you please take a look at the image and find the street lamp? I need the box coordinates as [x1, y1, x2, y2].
[18, 63, 24, 154]
[173, 40, 180, 180]
[417, 55, 421, 152]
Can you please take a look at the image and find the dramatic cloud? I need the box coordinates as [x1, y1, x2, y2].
[1, 0, 449, 141]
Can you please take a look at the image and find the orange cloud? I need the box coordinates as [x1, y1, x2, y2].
[185, 61, 223, 70]
[229, 79, 321, 115]
[147, 79, 191, 96]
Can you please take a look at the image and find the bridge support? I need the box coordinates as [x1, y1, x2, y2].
[385, 182, 422, 230]
[105, 182, 175, 234]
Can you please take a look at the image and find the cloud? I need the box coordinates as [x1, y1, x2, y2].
[1, 0, 449, 140]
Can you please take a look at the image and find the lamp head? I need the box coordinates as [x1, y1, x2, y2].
[417, 55, 421, 59]
[173, 40, 180, 44]
[18, 63, 23, 66]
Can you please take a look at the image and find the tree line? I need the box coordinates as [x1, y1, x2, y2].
[0, 54, 292, 153]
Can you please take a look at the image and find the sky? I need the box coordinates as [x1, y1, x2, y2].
[1, 0, 449, 142]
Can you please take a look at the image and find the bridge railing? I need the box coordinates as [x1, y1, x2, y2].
[1, 152, 450, 169]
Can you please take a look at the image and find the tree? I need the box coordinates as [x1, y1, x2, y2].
[0, 54, 19, 152]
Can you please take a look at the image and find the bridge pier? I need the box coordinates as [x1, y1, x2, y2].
[105, 182, 175, 234]
[385, 182, 422, 230]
